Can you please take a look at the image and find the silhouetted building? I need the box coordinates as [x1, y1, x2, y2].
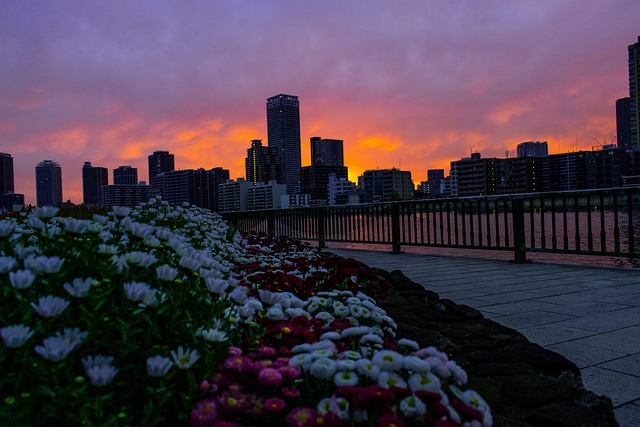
[310, 137, 344, 166]
[451, 153, 497, 197]
[148, 151, 175, 198]
[35, 160, 63, 207]
[267, 94, 301, 194]
[517, 141, 548, 158]
[617, 97, 632, 150]
[100, 184, 149, 208]
[159, 167, 229, 212]
[82, 162, 108, 206]
[629, 36, 640, 149]
[300, 165, 348, 205]
[0, 153, 14, 195]
[148, 151, 175, 179]
[360, 168, 414, 203]
[426, 169, 445, 196]
[113, 166, 138, 185]
[1, 193, 24, 212]
[245, 139, 281, 185]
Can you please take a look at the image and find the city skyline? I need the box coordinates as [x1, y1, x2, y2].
[1, 2, 639, 204]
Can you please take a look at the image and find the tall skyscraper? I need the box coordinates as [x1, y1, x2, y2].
[82, 162, 108, 206]
[245, 139, 281, 185]
[310, 137, 344, 166]
[35, 160, 63, 207]
[266, 94, 301, 194]
[628, 36, 640, 149]
[113, 166, 138, 185]
[616, 97, 632, 150]
[148, 151, 175, 198]
[0, 153, 14, 195]
[148, 151, 175, 179]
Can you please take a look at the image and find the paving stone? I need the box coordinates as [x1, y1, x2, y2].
[581, 367, 640, 407]
[489, 310, 576, 329]
[546, 341, 628, 369]
[570, 327, 640, 355]
[556, 308, 640, 333]
[519, 323, 597, 346]
[614, 401, 640, 427]
[598, 354, 640, 378]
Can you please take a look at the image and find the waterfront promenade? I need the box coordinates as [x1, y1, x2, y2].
[327, 246, 640, 427]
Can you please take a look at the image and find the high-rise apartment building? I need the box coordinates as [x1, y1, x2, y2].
[360, 168, 414, 203]
[82, 162, 108, 206]
[310, 137, 344, 167]
[426, 169, 445, 196]
[629, 36, 640, 149]
[245, 139, 281, 185]
[148, 151, 175, 179]
[0, 153, 14, 195]
[616, 97, 632, 150]
[300, 165, 348, 205]
[159, 167, 229, 212]
[35, 160, 63, 207]
[148, 151, 175, 198]
[266, 94, 301, 194]
[517, 141, 548, 158]
[113, 166, 138, 185]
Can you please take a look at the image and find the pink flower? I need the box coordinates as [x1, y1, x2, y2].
[259, 346, 276, 357]
[285, 407, 320, 427]
[224, 356, 250, 372]
[228, 346, 243, 356]
[281, 386, 301, 398]
[199, 379, 219, 394]
[264, 397, 286, 413]
[212, 422, 244, 427]
[258, 368, 284, 386]
[278, 365, 301, 380]
[190, 398, 219, 427]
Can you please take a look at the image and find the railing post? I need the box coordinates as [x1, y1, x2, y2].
[512, 198, 527, 263]
[267, 210, 276, 238]
[317, 207, 326, 249]
[390, 203, 403, 254]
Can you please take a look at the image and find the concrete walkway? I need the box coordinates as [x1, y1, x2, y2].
[327, 247, 640, 427]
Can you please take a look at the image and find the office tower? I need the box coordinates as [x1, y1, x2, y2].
[629, 36, 640, 149]
[517, 141, 548, 158]
[616, 97, 632, 150]
[113, 166, 138, 185]
[266, 94, 301, 194]
[0, 153, 14, 195]
[82, 162, 108, 206]
[310, 137, 344, 166]
[245, 139, 281, 185]
[35, 160, 63, 207]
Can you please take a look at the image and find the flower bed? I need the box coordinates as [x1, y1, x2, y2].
[0, 200, 492, 426]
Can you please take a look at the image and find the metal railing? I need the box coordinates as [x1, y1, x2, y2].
[222, 188, 640, 262]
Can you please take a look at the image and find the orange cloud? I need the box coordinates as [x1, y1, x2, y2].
[489, 102, 533, 125]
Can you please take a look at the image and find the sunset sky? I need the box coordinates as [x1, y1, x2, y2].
[2, 1, 639, 205]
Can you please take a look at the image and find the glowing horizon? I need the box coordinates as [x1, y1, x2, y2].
[1, 1, 637, 204]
